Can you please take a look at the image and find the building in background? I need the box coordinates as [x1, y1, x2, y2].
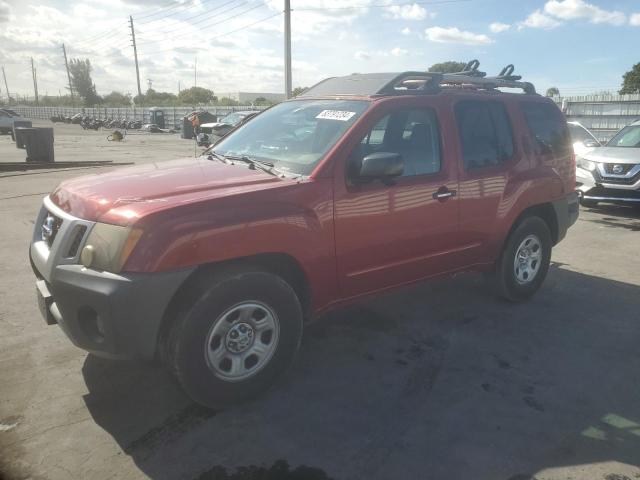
[217, 92, 285, 103]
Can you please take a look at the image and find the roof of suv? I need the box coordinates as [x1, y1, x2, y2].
[300, 61, 536, 100]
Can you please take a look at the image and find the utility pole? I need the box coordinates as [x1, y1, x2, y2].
[194, 56, 197, 88]
[62, 44, 74, 102]
[147, 78, 152, 90]
[284, 0, 292, 99]
[31, 57, 39, 105]
[129, 15, 143, 99]
[1, 66, 9, 104]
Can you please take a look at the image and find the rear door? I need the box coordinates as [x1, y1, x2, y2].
[333, 100, 464, 298]
[453, 99, 523, 263]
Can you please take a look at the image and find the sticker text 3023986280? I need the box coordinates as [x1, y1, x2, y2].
[315, 110, 357, 121]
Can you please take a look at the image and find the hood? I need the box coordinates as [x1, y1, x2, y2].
[50, 157, 285, 225]
[581, 146, 640, 164]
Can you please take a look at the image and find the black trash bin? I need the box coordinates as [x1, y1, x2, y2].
[14, 127, 37, 149]
[25, 127, 55, 163]
[181, 118, 194, 139]
[11, 120, 33, 143]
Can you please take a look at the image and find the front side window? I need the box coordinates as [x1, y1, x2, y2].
[455, 100, 514, 170]
[213, 99, 370, 175]
[607, 125, 640, 148]
[521, 101, 571, 157]
[353, 108, 441, 177]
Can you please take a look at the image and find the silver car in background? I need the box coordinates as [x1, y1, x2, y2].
[575, 119, 640, 207]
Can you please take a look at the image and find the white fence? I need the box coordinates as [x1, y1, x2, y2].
[11, 105, 266, 130]
[552, 93, 640, 142]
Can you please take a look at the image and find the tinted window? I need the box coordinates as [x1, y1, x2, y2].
[455, 101, 514, 170]
[521, 102, 571, 157]
[354, 108, 441, 177]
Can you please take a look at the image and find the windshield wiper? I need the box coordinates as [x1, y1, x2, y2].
[224, 154, 280, 176]
[206, 151, 230, 164]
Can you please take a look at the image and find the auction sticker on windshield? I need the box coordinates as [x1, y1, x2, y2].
[316, 110, 357, 121]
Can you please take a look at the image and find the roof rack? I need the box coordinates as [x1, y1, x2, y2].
[300, 60, 536, 97]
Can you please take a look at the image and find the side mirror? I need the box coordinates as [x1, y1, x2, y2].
[584, 139, 601, 148]
[358, 152, 404, 182]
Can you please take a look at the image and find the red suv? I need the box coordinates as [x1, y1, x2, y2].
[30, 65, 578, 407]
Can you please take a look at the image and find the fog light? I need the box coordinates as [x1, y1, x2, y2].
[80, 245, 95, 268]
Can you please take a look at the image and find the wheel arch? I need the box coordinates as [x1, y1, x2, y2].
[505, 202, 560, 251]
[156, 252, 312, 361]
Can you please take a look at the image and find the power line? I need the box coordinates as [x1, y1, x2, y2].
[136, 0, 251, 42]
[294, 0, 472, 11]
[134, 0, 195, 21]
[140, 10, 281, 57]
[137, 2, 268, 45]
[136, 0, 218, 25]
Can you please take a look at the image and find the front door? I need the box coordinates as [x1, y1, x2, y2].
[333, 104, 463, 299]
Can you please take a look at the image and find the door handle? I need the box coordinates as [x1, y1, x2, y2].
[432, 188, 457, 200]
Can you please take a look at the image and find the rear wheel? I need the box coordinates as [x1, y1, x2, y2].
[165, 267, 303, 409]
[492, 216, 552, 302]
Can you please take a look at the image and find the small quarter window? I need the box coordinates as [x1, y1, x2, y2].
[521, 102, 571, 157]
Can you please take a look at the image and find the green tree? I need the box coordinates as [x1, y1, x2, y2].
[292, 86, 308, 97]
[620, 62, 640, 95]
[103, 91, 132, 106]
[178, 86, 215, 105]
[427, 61, 466, 73]
[217, 96, 239, 106]
[69, 58, 102, 106]
[545, 87, 560, 97]
[253, 96, 274, 106]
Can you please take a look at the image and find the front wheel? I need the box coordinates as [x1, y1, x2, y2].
[492, 217, 552, 302]
[165, 267, 303, 409]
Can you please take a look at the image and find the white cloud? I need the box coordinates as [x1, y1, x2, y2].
[401, 26, 411, 35]
[390, 47, 408, 56]
[489, 22, 510, 33]
[0, 1, 11, 23]
[354, 50, 371, 61]
[520, 9, 562, 29]
[424, 26, 493, 45]
[629, 13, 640, 26]
[385, 3, 432, 21]
[544, 0, 626, 25]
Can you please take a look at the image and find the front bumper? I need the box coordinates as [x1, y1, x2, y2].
[30, 197, 193, 359]
[576, 166, 640, 203]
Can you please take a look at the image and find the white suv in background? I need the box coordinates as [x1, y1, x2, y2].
[575, 119, 640, 207]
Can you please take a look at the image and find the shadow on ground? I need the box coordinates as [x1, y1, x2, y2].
[581, 203, 640, 231]
[81, 264, 640, 480]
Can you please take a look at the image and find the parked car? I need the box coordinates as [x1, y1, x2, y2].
[567, 121, 600, 157]
[575, 119, 640, 207]
[0, 108, 28, 134]
[197, 110, 259, 146]
[30, 65, 578, 408]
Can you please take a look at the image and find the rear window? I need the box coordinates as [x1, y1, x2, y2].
[455, 100, 514, 170]
[521, 102, 571, 157]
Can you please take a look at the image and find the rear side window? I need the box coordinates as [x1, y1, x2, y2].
[455, 101, 514, 170]
[521, 102, 571, 157]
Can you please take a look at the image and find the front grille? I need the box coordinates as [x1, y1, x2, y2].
[42, 211, 63, 248]
[66, 225, 87, 257]
[603, 163, 635, 175]
[593, 168, 640, 186]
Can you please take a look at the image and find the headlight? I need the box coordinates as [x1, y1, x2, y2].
[577, 158, 597, 172]
[80, 223, 143, 273]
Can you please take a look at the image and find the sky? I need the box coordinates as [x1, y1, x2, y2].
[0, 0, 639, 100]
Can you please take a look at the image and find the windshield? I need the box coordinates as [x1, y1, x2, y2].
[213, 99, 370, 175]
[568, 123, 597, 144]
[220, 112, 245, 126]
[607, 125, 640, 148]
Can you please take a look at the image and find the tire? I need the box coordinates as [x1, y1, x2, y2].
[580, 198, 598, 208]
[493, 216, 552, 302]
[165, 266, 303, 409]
